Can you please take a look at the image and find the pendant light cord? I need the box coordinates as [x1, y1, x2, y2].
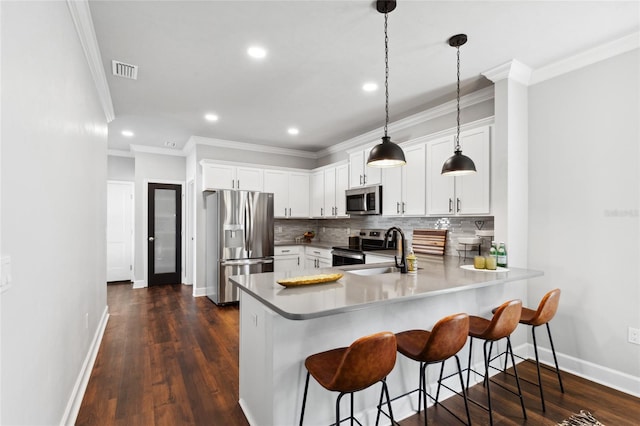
[455, 44, 461, 151]
[384, 11, 389, 138]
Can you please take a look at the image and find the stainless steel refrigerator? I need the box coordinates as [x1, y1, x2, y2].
[205, 190, 274, 305]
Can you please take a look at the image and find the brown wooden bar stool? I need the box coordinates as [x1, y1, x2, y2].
[299, 331, 397, 426]
[466, 299, 526, 426]
[392, 313, 471, 426]
[507, 288, 564, 411]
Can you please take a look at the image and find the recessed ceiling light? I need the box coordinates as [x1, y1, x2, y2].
[362, 82, 378, 92]
[205, 113, 219, 122]
[247, 46, 267, 59]
[121, 130, 134, 137]
[287, 128, 299, 135]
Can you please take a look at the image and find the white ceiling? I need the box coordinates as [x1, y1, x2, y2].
[88, 0, 640, 155]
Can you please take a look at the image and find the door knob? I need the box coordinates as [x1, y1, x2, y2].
[148, 236, 155, 241]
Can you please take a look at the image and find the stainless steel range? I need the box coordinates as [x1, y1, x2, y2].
[331, 228, 397, 266]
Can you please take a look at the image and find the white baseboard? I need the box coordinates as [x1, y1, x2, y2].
[192, 286, 207, 297]
[515, 343, 640, 398]
[132, 279, 146, 289]
[59, 305, 110, 426]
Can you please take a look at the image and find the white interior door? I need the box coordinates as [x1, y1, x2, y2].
[107, 181, 134, 282]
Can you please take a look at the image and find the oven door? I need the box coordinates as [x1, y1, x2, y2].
[332, 249, 365, 266]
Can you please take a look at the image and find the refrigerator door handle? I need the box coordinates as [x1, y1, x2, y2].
[220, 258, 274, 267]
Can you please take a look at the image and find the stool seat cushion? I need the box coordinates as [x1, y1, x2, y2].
[396, 330, 431, 360]
[468, 300, 522, 341]
[304, 331, 396, 393]
[519, 307, 538, 325]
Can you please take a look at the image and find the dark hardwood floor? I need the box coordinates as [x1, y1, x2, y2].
[77, 283, 640, 425]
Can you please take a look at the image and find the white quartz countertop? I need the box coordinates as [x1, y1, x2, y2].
[230, 256, 543, 320]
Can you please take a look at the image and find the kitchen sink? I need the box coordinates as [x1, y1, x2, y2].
[347, 266, 400, 276]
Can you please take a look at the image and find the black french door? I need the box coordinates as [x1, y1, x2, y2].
[147, 183, 182, 285]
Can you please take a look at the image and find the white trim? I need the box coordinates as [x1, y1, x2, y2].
[107, 149, 134, 158]
[187, 136, 318, 159]
[338, 86, 495, 156]
[60, 306, 109, 426]
[66, 0, 115, 122]
[530, 32, 640, 85]
[482, 59, 533, 85]
[107, 181, 135, 282]
[198, 158, 311, 174]
[131, 144, 187, 157]
[192, 286, 208, 297]
[132, 279, 146, 289]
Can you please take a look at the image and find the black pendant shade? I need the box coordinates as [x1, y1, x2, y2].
[441, 33, 476, 176]
[367, 136, 406, 167]
[367, 0, 406, 168]
[441, 149, 476, 176]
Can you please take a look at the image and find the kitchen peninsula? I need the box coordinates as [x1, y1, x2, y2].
[230, 256, 543, 425]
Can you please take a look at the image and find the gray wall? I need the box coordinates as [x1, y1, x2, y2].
[528, 49, 639, 378]
[107, 155, 135, 181]
[1, 2, 108, 424]
[133, 152, 186, 285]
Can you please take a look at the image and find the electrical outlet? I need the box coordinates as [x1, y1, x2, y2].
[628, 327, 640, 345]
[346, 228, 351, 235]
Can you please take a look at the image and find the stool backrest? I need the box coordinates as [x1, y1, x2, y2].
[530, 288, 561, 326]
[421, 313, 469, 362]
[330, 331, 397, 393]
[483, 299, 522, 341]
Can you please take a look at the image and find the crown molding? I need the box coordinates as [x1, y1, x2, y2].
[530, 32, 640, 85]
[482, 59, 533, 86]
[321, 86, 495, 157]
[188, 136, 319, 159]
[107, 149, 134, 158]
[130, 144, 186, 157]
[67, 0, 115, 123]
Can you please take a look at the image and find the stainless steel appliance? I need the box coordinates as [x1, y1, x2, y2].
[205, 190, 274, 305]
[332, 228, 396, 266]
[345, 185, 382, 215]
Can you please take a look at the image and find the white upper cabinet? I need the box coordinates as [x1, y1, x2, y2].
[426, 125, 491, 215]
[349, 148, 381, 188]
[202, 163, 263, 191]
[310, 163, 349, 218]
[382, 144, 426, 216]
[264, 169, 310, 218]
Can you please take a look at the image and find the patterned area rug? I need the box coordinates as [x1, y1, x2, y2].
[557, 410, 605, 425]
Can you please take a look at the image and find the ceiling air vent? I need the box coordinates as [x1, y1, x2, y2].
[112, 60, 138, 80]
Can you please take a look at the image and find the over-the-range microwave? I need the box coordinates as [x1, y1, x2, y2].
[345, 185, 382, 215]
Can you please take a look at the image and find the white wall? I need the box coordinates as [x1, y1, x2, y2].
[0, 1, 108, 424]
[107, 155, 135, 181]
[528, 49, 640, 382]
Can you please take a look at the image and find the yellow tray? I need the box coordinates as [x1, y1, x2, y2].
[277, 273, 343, 287]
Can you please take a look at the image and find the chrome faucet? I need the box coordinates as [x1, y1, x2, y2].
[384, 226, 407, 273]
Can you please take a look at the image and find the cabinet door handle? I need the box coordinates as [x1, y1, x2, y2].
[320, 207, 323, 216]
[232, 180, 235, 189]
[363, 174, 367, 185]
[359, 175, 363, 185]
[448, 198, 453, 213]
[289, 208, 292, 216]
[402, 202, 406, 214]
[297, 257, 299, 266]
[282, 249, 290, 253]
[237, 179, 240, 189]
[284, 208, 287, 217]
[457, 198, 461, 213]
[396, 202, 400, 214]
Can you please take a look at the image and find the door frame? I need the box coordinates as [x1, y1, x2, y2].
[106, 180, 135, 282]
[143, 179, 185, 287]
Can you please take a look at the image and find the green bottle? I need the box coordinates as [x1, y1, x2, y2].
[489, 241, 497, 259]
[497, 242, 507, 267]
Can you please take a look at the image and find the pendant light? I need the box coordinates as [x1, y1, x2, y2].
[367, 0, 406, 168]
[441, 34, 476, 176]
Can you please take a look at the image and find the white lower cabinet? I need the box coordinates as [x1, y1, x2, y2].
[274, 246, 303, 272]
[304, 247, 332, 269]
[426, 125, 491, 215]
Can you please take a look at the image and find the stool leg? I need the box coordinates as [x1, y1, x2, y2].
[531, 325, 546, 411]
[506, 337, 527, 420]
[546, 322, 564, 393]
[435, 360, 446, 403]
[483, 341, 494, 426]
[454, 355, 472, 426]
[466, 337, 474, 390]
[383, 379, 396, 426]
[300, 371, 310, 426]
[417, 362, 424, 414]
[350, 392, 354, 425]
[336, 392, 346, 426]
[420, 362, 428, 426]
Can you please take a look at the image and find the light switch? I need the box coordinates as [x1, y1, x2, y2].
[1, 256, 12, 294]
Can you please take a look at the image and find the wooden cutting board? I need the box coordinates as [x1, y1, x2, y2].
[412, 229, 448, 256]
